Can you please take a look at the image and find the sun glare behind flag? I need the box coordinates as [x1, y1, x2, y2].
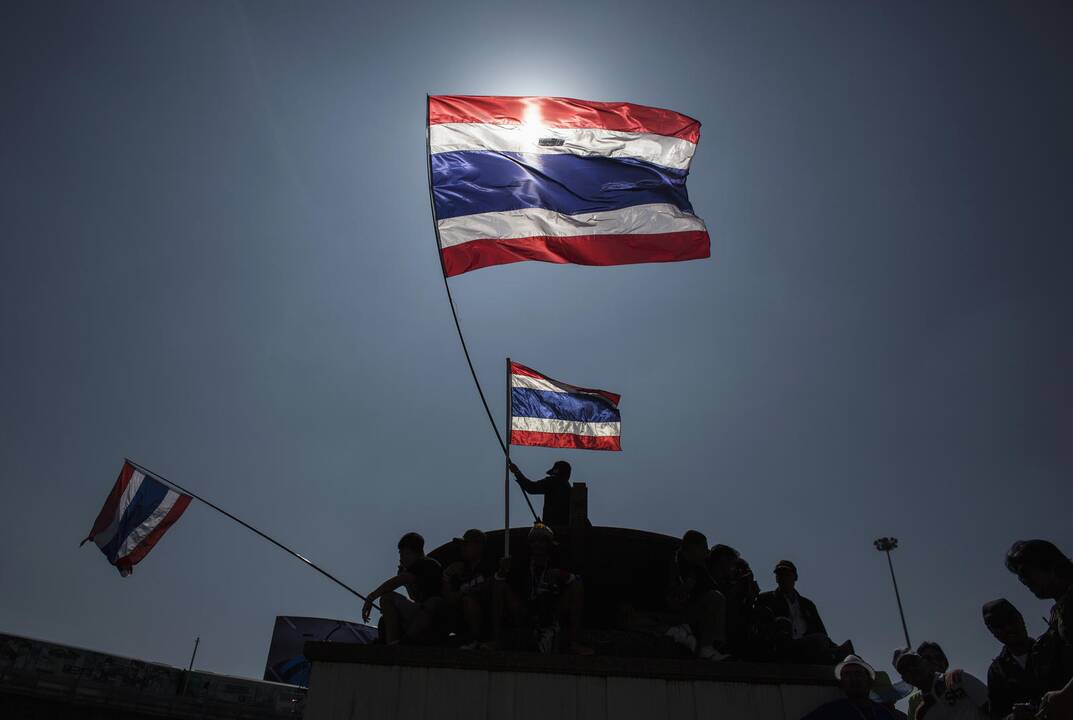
[429, 95, 710, 277]
[82, 461, 192, 576]
[509, 362, 621, 451]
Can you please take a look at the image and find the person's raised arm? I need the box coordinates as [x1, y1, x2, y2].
[509, 462, 546, 494]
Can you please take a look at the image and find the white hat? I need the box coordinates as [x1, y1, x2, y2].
[834, 654, 876, 680]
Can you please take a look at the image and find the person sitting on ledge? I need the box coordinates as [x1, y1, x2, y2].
[665, 530, 731, 661]
[493, 524, 592, 655]
[443, 528, 496, 650]
[361, 532, 445, 645]
[801, 655, 900, 720]
[758, 560, 851, 664]
[508, 460, 571, 526]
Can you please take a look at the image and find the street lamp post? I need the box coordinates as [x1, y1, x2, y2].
[874, 537, 911, 649]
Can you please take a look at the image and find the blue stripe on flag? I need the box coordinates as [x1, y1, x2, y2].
[511, 387, 621, 424]
[431, 151, 693, 220]
[101, 477, 170, 562]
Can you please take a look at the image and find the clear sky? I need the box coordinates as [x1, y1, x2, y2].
[2, 0, 1070, 687]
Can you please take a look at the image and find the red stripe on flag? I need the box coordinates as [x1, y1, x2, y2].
[441, 231, 709, 278]
[510, 362, 621, 406]
[83, 461, 135, 544]
[429, 95, 701, 143]
[510, 430, 621, 451]
[118, 493, 193, 568]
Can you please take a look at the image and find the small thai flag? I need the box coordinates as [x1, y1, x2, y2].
[509, 362, 621, 451]
[429, 95, 710, 277]
[81, 461, 192, 576]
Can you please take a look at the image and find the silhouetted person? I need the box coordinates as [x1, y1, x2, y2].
[362, 532, 445, 645]
[443, 528, 495, 649]
[759, 560, 849, 664]
[508, 461, 571, 526]
[665, 530, 730, 660]
[1005, 540, 1073, 718]
[801, 655, 899, 720]
[981, 599, 1046, 720]
[894, 648, 989, 719]
[907, 642, 953, 720]
[493, 524, 591, 655]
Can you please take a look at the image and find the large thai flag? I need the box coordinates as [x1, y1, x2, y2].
[510, 362, 621, 451]
[81, 461, 192, 576]
[429, 95, 710, 277]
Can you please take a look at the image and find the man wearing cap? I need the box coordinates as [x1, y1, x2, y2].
[508, 461, 572, 526]
[801, 655, 899, 719]
[759, 560, 843, 663]
[980, 598, 1048, 719]
[894, 648, 989, 720]
[1005, 540, 1073, 719]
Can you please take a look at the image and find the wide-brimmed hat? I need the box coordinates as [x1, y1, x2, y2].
[834, 654, 875, 680]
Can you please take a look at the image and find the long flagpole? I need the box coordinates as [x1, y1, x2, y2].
[124, 458, 377, 609]
[504, 357, 512, 557]
[425, 95, 505, 456]
[424, 95, 538, 525]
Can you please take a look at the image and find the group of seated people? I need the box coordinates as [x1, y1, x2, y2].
[360, 524, 592, 655]
[355, 520, 854, 662]
[805, 539, 1073, 720]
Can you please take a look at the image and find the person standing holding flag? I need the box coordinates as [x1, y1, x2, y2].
[503, 360, 620, 533]
[508, 461, 573, 527]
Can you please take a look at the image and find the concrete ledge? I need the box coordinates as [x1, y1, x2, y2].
[303, 642, 837, 686]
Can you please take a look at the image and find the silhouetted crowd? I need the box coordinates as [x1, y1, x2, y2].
[356, 462, 1073, 720]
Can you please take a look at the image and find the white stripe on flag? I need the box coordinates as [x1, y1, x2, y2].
[113, 489, 182, 561]
[430, 123, 697, 170]
[437, 203, 707, 250]
[511, 416, 621, 437]
[511, 373, 604, 398]
[94, 470, 146, 549]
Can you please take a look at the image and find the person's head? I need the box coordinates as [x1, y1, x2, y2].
[835, 655, 876, 701]
[397, 532, 425, 567]
[708, 544, 740, 580]
[528, 523, 555, 560]
[547, 461, 572, 481]
[458, 528, 485, 565]
[1005, 540, 1073, 599]
[982, 598, 1029, 647]
[916, 641, 948, 673]
[893, 649, 934, 691]
[774, 560, 798, 592]
[680, 530, 709, 565]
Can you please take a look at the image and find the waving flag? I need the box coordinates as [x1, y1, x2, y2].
[429, 95, 710, 277]
[81, 461, 192, 576]
[510, 362, 621, 451]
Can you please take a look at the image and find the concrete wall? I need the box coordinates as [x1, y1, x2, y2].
[304, 647, 841, 720]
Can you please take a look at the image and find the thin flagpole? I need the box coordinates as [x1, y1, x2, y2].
[425, 94, 505, 456]
[124, 458, 377, 609]
[504, 357, 512, 557]
[424, 95, 538, 526]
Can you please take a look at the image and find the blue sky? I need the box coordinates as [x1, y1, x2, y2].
[2, 0, 1070, 684]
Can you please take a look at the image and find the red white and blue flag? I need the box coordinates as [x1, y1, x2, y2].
[81, 461, 192, 576]
[509, 362, 621, 451]
[429, 95, 710, 277]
